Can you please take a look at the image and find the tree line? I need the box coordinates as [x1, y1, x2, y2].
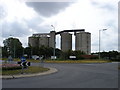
[92, 51, 120, 61]
[1, 37, 120, 61]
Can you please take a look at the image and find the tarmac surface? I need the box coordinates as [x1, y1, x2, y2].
[2, 62, 119, 88]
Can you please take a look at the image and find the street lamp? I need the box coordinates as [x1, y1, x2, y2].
[99, 29, 107, 59]
[51, 25, 55, 31]
[51, 25, 56, 59]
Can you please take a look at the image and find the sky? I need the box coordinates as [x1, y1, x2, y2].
[0, 0, 119, 53]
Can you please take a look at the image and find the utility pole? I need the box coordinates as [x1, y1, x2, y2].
[99, 29, 107, 59]
[51, 25, 56, 60]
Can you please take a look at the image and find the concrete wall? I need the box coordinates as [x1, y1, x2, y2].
[75, 32, 91, 55]
[29, 31, 55, 48]
[60, 32, 72, 52]
[28, 37, 39, 47]
[39, 37, 49, 47]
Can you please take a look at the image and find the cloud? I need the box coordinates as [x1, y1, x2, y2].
[1, 0, 119, 52]
[2, 20, 29, 38]
[118, 1, 120, 51]
[40, 0, 118, 52]
[26, 2, 73, 17]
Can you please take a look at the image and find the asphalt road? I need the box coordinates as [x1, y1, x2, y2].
[2, 62, 118, 88]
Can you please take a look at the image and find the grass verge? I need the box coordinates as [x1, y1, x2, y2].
[1, 66, 49, 75]
[45, 60, 111, 63]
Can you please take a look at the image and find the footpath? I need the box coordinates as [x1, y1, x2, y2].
[1, 67, 58, 79]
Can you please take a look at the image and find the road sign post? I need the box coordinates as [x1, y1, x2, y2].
[38, 55, 44, 67]
[20, 57, 26, 74]
[8, 55, 13, 63]
[18, 57, 31, 74]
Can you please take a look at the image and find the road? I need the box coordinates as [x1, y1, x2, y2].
[2, 62, 118, 88]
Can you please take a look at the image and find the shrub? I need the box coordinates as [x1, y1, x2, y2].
[80, 55, 98, 59]
[2, 66, 22, 70]
[2, 64, 22, 71]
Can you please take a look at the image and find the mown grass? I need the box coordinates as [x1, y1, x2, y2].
[45, 60, 111, 63]
[1, 66, 49, 75]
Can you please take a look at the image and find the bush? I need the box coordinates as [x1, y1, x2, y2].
[2, 66, 22, 70]
[80, 55, 98, 59]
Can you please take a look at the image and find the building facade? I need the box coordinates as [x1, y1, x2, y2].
[28, 32, 55, 48]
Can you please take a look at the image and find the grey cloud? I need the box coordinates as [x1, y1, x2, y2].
[2, 21, 30, 38]
[26, 2, 73, 17]
[1, 17, 50, 38]
[26, 17, 43, 29]
[26, 17, 50, 33]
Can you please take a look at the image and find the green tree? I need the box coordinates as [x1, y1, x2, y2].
[24, 47, 32, 58]
[92, 50, 120, 61]
[74, 50, 86, 59]
[39, 45, 53, 59]
[3, 37, 23, 58]
[60, 50, 86, 60]
[2, 47, 8, 58]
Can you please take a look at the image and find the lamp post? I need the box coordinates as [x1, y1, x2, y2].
[51, 25, 55, 31]
[51, 25, 56, 59]
[99, 29, 107, 59]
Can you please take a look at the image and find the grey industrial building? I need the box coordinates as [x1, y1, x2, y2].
[28, 29, 91, 55]
[75, 31, 91, 55]
[60, 32, 72, 52]
[28, 31, 55, 48]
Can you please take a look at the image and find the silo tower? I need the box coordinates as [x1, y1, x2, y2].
[75, 31, 91, 55]
[60, 32, 72, 52]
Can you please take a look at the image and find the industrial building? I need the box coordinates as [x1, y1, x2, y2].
[75, 31, 91, 55]
[28, 29, 91, 54]
[60, 32, 72, 52]
[28, 31, 55, 48]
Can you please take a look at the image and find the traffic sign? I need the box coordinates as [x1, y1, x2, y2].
[17, 61, 31, 66]
[25, 62, 31, 66]
[20, 57, 26, 62]
[17, 61, 31, 74]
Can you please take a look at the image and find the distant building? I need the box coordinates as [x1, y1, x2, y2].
[60, 32, 72, 52]
[75, 31, 91, 55]
[28, 29, 91, 54]
[28, 31, 55, 48]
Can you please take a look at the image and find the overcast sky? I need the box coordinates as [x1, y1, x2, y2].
[0, 0, 119, 52]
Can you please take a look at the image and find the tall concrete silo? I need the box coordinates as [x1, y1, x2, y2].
[75, 31, 91, 55]
[39, 37, 49, 47]
[60, 32, 72, 52]
[28, 37, 39, 47]
[49, 31, 56, 48]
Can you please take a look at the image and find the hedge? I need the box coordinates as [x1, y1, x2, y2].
[2, 66, 22, 71]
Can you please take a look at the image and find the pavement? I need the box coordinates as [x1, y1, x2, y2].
[1, 67, 58, 79]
